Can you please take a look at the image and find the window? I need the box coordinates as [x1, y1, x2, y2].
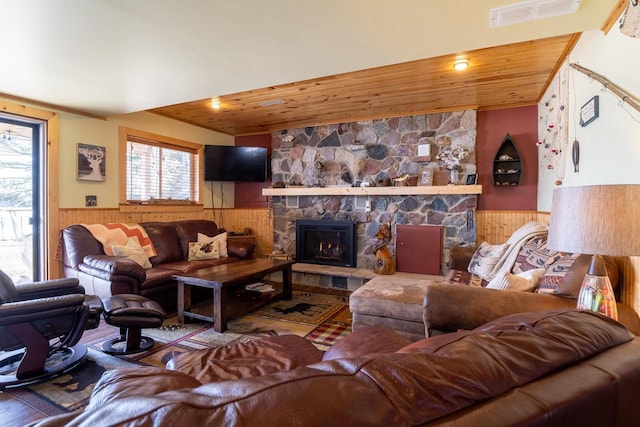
[119, 127, 201, 204]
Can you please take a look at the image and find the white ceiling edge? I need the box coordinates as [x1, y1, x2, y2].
[0, 0, 619, 117]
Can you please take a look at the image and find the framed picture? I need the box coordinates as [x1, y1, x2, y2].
[580, 95, 599, 127]
[418, 169, 433, 186]
[77, 143, 106, 181]
[465, 174, 478, 185]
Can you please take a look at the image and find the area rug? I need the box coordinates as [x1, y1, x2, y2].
[4, 289, 351, 420]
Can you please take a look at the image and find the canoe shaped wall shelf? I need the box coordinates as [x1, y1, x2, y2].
[493, 133, 521, 187]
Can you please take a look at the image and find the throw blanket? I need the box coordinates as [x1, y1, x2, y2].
[81, 223, 157, 258]
[484, 221, 548, 281]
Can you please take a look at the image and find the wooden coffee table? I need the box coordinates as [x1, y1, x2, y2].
[173, 258, 294, 332]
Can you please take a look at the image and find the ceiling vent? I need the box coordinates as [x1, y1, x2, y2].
[259, 99, 286, 107]
[490, 0, 582, 28]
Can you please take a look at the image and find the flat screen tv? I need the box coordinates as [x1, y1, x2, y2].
[204, 145, 268, 182]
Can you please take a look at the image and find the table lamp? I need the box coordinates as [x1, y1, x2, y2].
[547, 185, 640, 320]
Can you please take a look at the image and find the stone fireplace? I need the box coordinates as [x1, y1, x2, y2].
[267, 110, 479, 275]
[295, 220, 356, 268]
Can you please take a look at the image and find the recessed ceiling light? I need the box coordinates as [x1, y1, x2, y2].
[453, 60, 469, 71]
[210, 98, 221, 109]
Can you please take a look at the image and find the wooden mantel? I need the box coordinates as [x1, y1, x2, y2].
[262, 185, 482, 197]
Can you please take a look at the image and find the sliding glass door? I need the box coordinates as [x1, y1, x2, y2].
[0, 116, 42, 282]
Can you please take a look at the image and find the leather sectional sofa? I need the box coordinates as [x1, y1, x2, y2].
[31, 309, 640, 426]
[60, 220, 255, 309]
[351, 222, 640, 339]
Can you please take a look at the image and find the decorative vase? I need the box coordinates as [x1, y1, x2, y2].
[449, 169, 459, 185]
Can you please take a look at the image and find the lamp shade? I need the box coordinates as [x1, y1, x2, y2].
[547, 185, 640, 256]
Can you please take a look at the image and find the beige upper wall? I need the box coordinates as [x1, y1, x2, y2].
[57, 111, 234, 208]
[537, 24, 640, 211]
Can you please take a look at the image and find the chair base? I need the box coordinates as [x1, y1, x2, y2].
[0, 344, 88, 390]
[101, 332, 155, 355]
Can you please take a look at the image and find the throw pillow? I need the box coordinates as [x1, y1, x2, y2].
[486, 268, 546, 292]
[444, 269, 470, 285]
[535, 252, 580, 294]
[188, 241, 221, 260]
[467, 242, 509, 280]
[198, 232, 228, 258]
[112, 239, 152, 269]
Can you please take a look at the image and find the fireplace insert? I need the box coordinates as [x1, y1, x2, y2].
[296, 220, 356, 268]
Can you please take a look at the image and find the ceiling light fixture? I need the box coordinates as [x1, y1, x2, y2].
[210, 98, 221, 109]
[453, 60, 469, 71]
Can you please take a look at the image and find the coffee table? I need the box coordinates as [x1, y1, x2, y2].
[173, 258, 294, 332]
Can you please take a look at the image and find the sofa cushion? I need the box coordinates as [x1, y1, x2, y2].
[166, 334, 322, 384]
[141, 222, 183, 265]
[467, 242, 509, 279]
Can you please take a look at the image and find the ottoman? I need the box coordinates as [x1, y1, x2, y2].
[101, 294, 166, 355]
[349, 276, 436, 341]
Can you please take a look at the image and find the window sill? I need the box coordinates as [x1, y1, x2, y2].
[119, 203, 204, 213]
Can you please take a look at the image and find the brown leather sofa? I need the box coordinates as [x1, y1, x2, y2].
[351, 226, 640, 339]
[31, 309, 640, 426]
[61, 220, 255, 309]
[424, 248, 640, 336]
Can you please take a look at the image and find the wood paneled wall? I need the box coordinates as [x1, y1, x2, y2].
[59, 208, 546, 258]
[476, 210, 550, 244]
[56, 208, 638, 313]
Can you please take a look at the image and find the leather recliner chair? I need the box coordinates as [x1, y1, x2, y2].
[0, 269, 102, 389]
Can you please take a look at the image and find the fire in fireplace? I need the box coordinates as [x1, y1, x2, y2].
[296, 220, 356, 268]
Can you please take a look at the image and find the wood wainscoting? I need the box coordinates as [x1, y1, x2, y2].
[57, 207, 274, 262]
[476, 210, 550, 244]
[55, 208, 638, 314]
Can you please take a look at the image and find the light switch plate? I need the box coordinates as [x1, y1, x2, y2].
[418, 144, 430, 156]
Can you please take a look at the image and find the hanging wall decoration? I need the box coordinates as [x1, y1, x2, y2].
[538, 61, 570, 184]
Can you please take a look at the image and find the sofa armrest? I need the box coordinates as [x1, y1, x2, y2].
[80, 255, 146, 283]
[227, 239, 256, 259]
[422, 283, 575, 335]
[447, 246, 476, 270]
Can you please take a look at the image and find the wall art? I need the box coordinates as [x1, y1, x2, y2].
[77, 143, 106, 181]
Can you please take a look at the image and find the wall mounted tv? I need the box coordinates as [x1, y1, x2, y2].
[204, 145, 268, 182]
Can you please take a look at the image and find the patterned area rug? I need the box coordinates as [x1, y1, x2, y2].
[4, 289, 351, 421]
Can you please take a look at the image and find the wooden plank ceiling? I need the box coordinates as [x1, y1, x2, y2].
[150, 34, 579, 136]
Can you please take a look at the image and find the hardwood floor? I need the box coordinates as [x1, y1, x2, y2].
[0, 321, 115, 426]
